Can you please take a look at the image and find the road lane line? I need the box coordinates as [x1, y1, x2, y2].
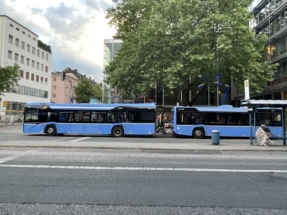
[0, 150, 39, 164]
[52, 137, 73, 142]
[69, 137, 91, 143]
[0, 165, 287, 173]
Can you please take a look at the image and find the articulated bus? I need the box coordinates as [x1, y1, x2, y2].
[171, 105, 283, 138]
[23, 102, 156, 137]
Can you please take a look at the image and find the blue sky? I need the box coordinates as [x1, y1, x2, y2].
[0, 0, 116, 83]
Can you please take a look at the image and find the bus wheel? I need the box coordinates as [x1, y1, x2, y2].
[193, 128, 204, 139]
[46, 125, 56, 136]
[112, 126, 124, 137]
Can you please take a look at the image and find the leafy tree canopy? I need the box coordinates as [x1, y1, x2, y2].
[74, 78, 102, 103]
[0, 64, 20, 95]
[105, 0, 277, 104]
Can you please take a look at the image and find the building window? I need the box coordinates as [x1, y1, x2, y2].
[20, 70, 24, 78]
[46, 54, 48, 61]
[36, 75, 39, 82]
[28, 34, 31, 38]
[26, 58, 30, 66]
[53, 94, 56, 98]
[37, 49, 40, 56]
[8, 50, 12, 59]
[26, 72, 29, 80]
[53, 86, 56, 90]
[33, 37, 36, 41]
[31, 73, 34, 81]
[22, 31, 25, 35]
[37, 62, 39, 69]
[54, 77, 56, 81]
[45, 66, 48, 73]
[15, 53, 19, 61]
[41, 64, 44, 71]
[16, 27, 19, 31]
[15, 38, 19, 46]
[32, 47, 35, 54]
[41, 77, 43, 83]
[32, 60, 35, 67]
[9, 35, 13, 43]
[21, 56, 24, 64]
[41, 52, 44, 59]
[27, 44, 30, 52]
[10, 24, 13, 27]
[21, 41, 25, 49]
[45, 78, 48, 84]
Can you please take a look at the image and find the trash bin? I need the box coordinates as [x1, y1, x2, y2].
[211, 130, 220, 145]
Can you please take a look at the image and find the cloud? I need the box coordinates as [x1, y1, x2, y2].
[0, 0, 116, 83]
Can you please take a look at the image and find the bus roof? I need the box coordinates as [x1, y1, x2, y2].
[174, 105, 248, 113]
[24, 102, 156, 110]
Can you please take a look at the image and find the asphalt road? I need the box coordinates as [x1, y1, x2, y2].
[0, 146, 287, 214]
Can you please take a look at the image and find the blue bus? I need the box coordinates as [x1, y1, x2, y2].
[171, 105, 283, 138]
[23, 102, 156, 137]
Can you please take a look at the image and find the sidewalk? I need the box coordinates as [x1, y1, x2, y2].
[0, 122, 22, 127]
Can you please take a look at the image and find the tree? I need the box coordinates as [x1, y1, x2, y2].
[0, 64, 20, 95]
[105, 0, 277, 105]
[74, 78, 102, 103]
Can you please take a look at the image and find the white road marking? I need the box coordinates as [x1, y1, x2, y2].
[0, 165, 286, 173]
[52, 137, 73, 142]
[0, 150, 39, 164]
[69, 137, 91, 142]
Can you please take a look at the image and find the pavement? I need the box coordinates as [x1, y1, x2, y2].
[0, 124, 287, 151]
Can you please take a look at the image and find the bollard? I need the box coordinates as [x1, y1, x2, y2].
[211, 130, 220, 145]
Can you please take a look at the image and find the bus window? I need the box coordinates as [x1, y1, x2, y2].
[24, 109, 39, 122]
[59, 111, 74, 122]
[226, 113, 236, 125]
[75, 111, 90, 122]
[91, 111, 106, 123]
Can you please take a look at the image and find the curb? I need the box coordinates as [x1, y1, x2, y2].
[0, 145, 286, 152]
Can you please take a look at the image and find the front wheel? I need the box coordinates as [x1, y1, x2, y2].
[46, 125, 56, 136]
[112, 126, 124, 137]
[193, 128, 204, 139]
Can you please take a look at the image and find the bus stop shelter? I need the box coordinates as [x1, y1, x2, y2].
[241, 100, 287, 146]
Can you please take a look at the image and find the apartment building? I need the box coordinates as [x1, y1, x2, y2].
[51, 71, 79, 103]
[0, 15, 52, 119]
[232, 0, 287, 105]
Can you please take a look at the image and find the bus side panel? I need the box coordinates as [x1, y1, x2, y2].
[98, 124, 113, 135]
[85, 124, 98, 134]
[23, 124, 37, 133]
[123, 124, 132, 134]
[29, 124, 45, 133]
[57, 123, 71, 134]
[175, 125, 193, 136]
[71, 124, 85, 134]
[131, 124, 155, 135]
[204, 126, 250, 137]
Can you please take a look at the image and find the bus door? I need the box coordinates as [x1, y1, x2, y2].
[57, 111, 73, 133]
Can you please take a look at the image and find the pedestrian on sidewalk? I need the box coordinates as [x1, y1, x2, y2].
[256, 124, 274, 146]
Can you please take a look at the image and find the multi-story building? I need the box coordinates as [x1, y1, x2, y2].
[0, 15, 52, 120]
[232, 0, 287, 105]
[51, 69, 79, 103]
[103, 39, 123, 103]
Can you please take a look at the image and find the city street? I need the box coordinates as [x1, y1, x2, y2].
[0, 126, 287, 214]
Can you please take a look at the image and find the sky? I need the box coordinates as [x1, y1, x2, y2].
[0, 0, 117, 83]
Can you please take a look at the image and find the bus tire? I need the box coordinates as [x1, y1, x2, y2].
[45, 125, 56, 136]
[193, 128, 204, 139]
[112, 126, 124, 137]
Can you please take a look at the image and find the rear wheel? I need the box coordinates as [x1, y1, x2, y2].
[112, 126, 124, 137]
[193, 128, 204, 139]
[46, 125, 56, 136]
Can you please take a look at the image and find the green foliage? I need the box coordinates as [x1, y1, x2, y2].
[105, 0, 277, 104]
[0, 64, 20, 95]
[74, 78, 102, 103]
[38, 39, 52, 53]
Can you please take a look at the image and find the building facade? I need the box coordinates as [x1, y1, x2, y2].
[0, 15, 52, 121]
[51, 70, 79, 103]
[232, 0, 287, 105]
[103, 39, 123, 103]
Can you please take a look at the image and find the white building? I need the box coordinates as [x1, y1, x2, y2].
[0, 15, 52, 120]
